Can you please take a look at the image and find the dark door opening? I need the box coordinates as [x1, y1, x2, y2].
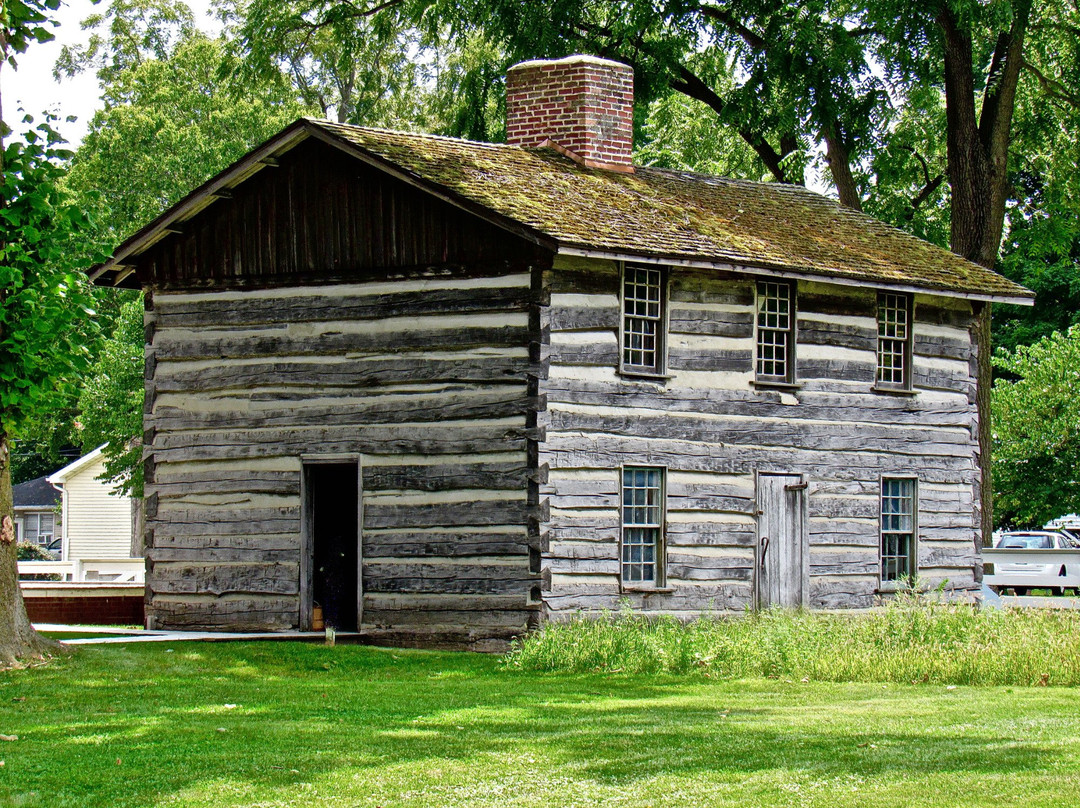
[306, 463, 360, 631]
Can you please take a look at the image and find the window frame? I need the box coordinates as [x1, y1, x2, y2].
[619, 262, 669, 379]
[619, 465, 668, 590]
[754, 280, 797, 387]
[875, 292, 914, 392]
[879, 475, 918, 589]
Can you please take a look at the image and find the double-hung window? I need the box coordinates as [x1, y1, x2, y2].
[880, 477, 917, 583]
[756, 280, 795, 384]
[21, 513, 55, 550]
[621, 467, 665, 586]
[877, 293, 913, 389]
[621, 264, 666, 375]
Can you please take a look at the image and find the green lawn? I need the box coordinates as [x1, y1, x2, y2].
[0, 642, 1077, 807]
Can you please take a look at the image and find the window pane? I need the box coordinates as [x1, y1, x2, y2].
[877, 293, 911, 386]
[881, 478, 915, 581]
[622, 468, 664, 585]
[623, 266, 664, 371]
[757, 281, 793, 381]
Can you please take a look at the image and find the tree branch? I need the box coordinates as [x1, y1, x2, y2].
[697, 5, 767, 50]
[1021, 56, 1080, 109]
[669, 64, 798, 184]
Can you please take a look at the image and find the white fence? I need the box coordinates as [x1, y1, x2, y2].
[983, 548, 1080, 593]
[18, 558, 145, 583]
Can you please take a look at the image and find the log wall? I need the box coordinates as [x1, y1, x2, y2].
[144, 268, 545, 644]
[537, 256, 981, 616]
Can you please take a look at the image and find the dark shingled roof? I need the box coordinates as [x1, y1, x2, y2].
[315, 121, 1030, 301]
[92, 118, 1032, 302]
[13, 476, 60, 509]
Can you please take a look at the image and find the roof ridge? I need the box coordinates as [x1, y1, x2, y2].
[308, 118, 518, 151]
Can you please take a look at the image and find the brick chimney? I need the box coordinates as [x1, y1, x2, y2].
[506, 55, 634, 172]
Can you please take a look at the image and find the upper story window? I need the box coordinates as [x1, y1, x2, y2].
[621, 466, 665, 587]
[621, 264, 666, 376]
[877, 293, 913, 389]
[880, 477, 917, 583]
[756, 280, 795, 383]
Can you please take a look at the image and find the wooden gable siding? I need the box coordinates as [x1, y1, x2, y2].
[139, 144, 551, 643]
[537, 256, 980, 617]
[135, 138, 538, 291]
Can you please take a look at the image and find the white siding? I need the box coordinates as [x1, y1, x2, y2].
[61, 454, 133, 560]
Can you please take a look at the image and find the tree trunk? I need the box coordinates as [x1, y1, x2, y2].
[821, 122, 862, 211]
[938, 2, 1031, 543]
[0, 432, 64, 667]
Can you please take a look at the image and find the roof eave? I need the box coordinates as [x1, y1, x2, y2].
[48, 446, 106, 485]
[88, 120, 316, 288]
[557, 245, 1035, 306]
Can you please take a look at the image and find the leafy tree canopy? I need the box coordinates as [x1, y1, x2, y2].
[992, 326, 1080, 527]
[77, 298, 145, 497]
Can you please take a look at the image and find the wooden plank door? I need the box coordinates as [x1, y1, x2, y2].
[756, 474, 808, 609]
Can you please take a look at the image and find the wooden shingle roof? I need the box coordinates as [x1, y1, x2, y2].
[92, 118, 1033, 303]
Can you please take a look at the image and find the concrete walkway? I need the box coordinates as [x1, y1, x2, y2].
[33, 624, 362, 645]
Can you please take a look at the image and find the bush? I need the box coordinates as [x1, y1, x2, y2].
[16, 541, 62, 581]
[505, 598, 1080, 687]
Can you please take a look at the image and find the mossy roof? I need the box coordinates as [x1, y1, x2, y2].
[314, 119, 1030, 301]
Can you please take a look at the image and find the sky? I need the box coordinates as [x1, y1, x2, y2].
[2, 0, 217, 148]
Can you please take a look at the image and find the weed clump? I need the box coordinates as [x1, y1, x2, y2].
[505, 597, 1080, 686]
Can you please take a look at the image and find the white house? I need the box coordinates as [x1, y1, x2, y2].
[46, 446, 143, 581]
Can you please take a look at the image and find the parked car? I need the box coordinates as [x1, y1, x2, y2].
[988, 531, 1080, 595]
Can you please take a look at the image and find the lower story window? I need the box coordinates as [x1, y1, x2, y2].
[880, 477, 916, 582]
[622, 467, 665, 585]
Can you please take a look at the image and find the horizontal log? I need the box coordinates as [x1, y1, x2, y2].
[798, 322, 875, 352]
[155, 284, 533, 328]
[150, 561, 299, 596]
[545, 411, 971, 456]
[152, 392, 538, 432]
[362, 593, 528, 611]
[362, 498, 540, 529]
[362, 461, 532, 492]
[152, 424, 540, 463]
[151, 471, 300, 498]
[154, 355, 538, 392]
[147, 546, 300, 563]
[364, 569, 535, 595]
[361, 609, 532, 629]
[148, 595, 297, 630]
[155, 324, 530, 361]
[364, 530, 530, 557]
[542, 379, 973, 428]
[796, 358, 876, 383]
[548, 305, 619, 332]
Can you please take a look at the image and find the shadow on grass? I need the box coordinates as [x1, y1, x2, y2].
[0, 642, 1071, 806]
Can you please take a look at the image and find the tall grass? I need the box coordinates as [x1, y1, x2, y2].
[506, 599, 1080, 686]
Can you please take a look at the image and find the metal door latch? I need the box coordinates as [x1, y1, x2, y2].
[784, 482, 807, 491]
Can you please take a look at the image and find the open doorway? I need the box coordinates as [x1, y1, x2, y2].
[303, 462, 360, 631]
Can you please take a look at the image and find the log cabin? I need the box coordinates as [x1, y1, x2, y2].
[89, 55, 1032, 647]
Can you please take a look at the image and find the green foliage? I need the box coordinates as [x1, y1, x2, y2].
[54, 0, 197, 84]
[0, 117, 101, 439]
[507, 601, 1080, 686]
[15, 541, 51, 561]
[10, 409, 79, 484]
[635, 67, 768, 179]
[219, 0, 432, 126]
[63, 31, 310, 249]
[991, 326, 1080, 526]
[0, 0, 61, 70]
[77, 299, 145, 496]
